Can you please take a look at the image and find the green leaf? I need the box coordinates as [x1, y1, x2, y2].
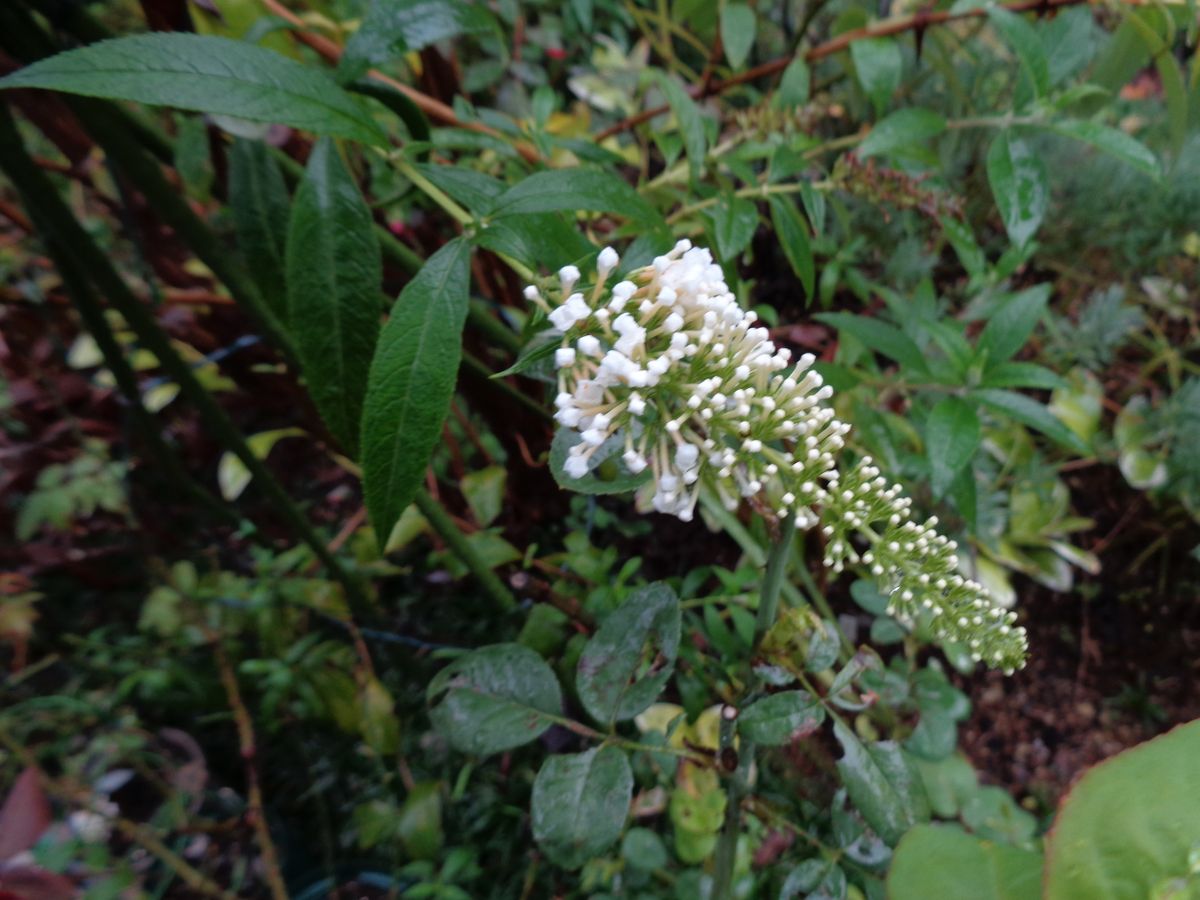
[397, 782, 443, 860]
[720, 3, 757, 70]
[415, 164, 503, 215]
[286, 138, 381, 458]
[622, 828, 669, 871]
[768, 196, 815, 301]
[889, 824, 1043, 900]
[979, 362, 1064, 390]
[1045, 719, 1200, 899]
[1041, 119, 1159, 178]
[347, 78, 431, 142]
[577, 582, 681, 725]
[360, 677, 401, 756]
[460, 465, 506, 528]
[858, 108, 946, 159]
[940, 215, 986, 279]
[217, 428, 305, 501]
[850, 37, 902, 116]
[427, 643, 563, 756]
[815, 311, 929, 375]
[925, 397, 981, 500]
[977, 284, 1051, 365]
[972, 389, 1090, 454]
[0, 34, 385, 145]
[532, 747, 632, 869]
[834, 720, 930, 846]
[229, 139, 291, 326]
[987, 7, 1050, 100]
[704, 194, 759, 262]
[362, 239, 471, 542]
[986, 132, 1048, 247]
[549, 427, 653, 496]
[781, 859, 848, 899]
[739, 690, 825, 745]
[490, 169, 661, 225]
[656, 72, 708, 181]
[775, 57, 811, 108]
[339, 0, 499, 83]
[477, 214, 595, 271]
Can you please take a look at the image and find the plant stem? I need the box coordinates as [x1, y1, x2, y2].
[711, 518, 797, 899]
[0, 101, 373, 621]
[414, 487, 517, 612]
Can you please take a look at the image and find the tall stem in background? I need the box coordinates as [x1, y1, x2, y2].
[711, 516, 796, 898]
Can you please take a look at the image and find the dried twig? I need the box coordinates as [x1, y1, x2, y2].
[260, 0, 540, 164]
[211, 641, 290, 900]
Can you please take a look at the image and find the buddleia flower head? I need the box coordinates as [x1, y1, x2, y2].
[526, 243, 1027, 672]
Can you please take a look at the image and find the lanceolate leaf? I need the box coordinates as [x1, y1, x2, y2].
[986, 132, 1048, 247]
[987, 7, 1050, 100]
[850, 37, 902, 116]
[0, 34, 385, 144]
[976, 284, 1051, 364]
[925, 397, 981, 500]
[362, 239, 471, 542]
[815, 311, 929, 375]
[656, 72, 708, 181]
[427, 643, 563, 756]
[532, 747, 633, 869]
[972, 388, 1090, 454]
[1042, 119, 1159, 178]
[491, 169, 662, 226]
[720, 4, 757, 71]
[768, 195, 815, 301]
[577, 583, 681, 725]
[229, 139, 291, 326]
[858, 108, 946, 159]
[286, 137, 381, 457]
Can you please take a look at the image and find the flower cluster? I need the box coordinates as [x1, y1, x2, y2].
[529, 241, 849, 526]
[526, 243, 1027, 671]
[821, 458, 1025, 670]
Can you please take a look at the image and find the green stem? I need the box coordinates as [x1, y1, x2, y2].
[70, 99, 299, 369]
[0, 101, 373, 621]
[413, 488, 517, 612]
[711, 518, 796, 899]
[39, 220, 238, 528]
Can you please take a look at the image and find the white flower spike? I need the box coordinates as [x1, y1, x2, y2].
[528, 243, 1027, 671]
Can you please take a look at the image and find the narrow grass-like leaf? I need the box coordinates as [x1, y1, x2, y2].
[286, 137, 381, 457]
[362, 239, 471, 542]
[0, 34, 385, 144]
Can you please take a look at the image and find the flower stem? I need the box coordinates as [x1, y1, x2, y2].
[712, 518, 796, 898]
